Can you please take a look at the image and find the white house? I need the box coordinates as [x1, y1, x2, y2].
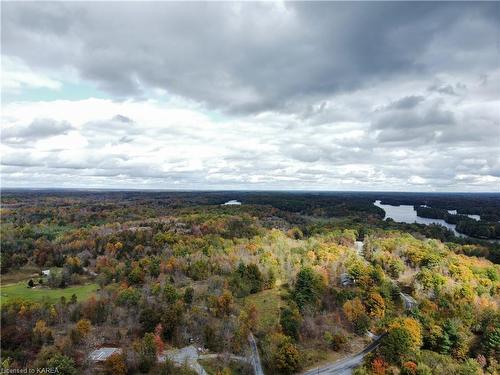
[340, 273, 354, 287]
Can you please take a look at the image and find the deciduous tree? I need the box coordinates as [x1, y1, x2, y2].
[104, 353, 127, 375]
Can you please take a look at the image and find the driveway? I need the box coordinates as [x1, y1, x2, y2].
[158, 345, 208, 375]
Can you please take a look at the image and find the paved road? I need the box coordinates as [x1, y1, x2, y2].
[302, 335, 385, 375]
[159, 343, 254, 375]
[158, 345, 208, 375]
[248, 333, 265, 375]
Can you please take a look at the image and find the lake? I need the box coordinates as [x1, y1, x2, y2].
[374, 200, 466, 237]
[222, 200, 242, 205]
[447, 210, 480, 221]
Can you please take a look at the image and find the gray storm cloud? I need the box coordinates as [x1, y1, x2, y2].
[2, 2, 498, 112]
[2, 118, 74, 144]
[1, 2, 499, 191]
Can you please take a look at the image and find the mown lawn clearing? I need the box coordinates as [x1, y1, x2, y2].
[242, 287, 285, 333]
[0, 282, 99, 306]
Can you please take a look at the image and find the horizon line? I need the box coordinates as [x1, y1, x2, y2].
[1, 187, 499, 194]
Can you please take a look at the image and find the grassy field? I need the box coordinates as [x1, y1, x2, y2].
[242, 287, 285, 333]
[0, 282, 99, 306]
[199, 358, 252, 375]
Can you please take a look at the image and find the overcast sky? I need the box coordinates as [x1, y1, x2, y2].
[1, 2, 499, 191]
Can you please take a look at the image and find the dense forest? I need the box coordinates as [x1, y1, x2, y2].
[1, 190, 499, 375]
[415, 206, 500, 240]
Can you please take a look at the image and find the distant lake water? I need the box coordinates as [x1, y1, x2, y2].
[447, 209, 480, 221]
[222, 200, 242, 205]
[374, 200, 466, 237]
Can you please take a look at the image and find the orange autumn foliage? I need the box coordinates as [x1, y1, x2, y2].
[371, 357, 388, 375]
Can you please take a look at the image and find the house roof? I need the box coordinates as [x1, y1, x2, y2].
[89, 347, 122, 361]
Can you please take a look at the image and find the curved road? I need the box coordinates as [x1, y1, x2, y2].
[302, 335, 385, 375]
[248, 241, 383, 375]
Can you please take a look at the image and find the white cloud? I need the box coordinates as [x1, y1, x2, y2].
[409, 176, 427, 185]
[1, 2, 499, 192]
[1, 91, 499, 191]
[1, 56, 62, 91]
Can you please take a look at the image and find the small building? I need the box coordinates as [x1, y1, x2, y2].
[42, 270, 51, 276]
[400, 293, 417, 310]
[83, 267, 98, 277]
[340, 273, 354, 287]
[89, 347, 122, 362]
